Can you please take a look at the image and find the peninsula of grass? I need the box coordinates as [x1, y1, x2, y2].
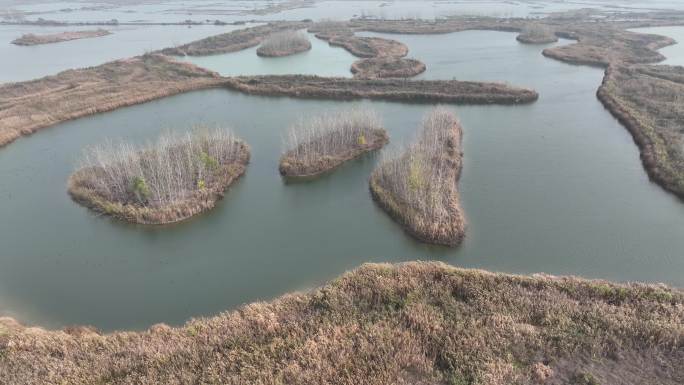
[11, 29, 110, 45]
[516, 24, 558, 44]
[370, 107, 466, 246]
[1, 261, 682, 385]
[67, 128, 250, 224]
[597, 64, 684, 199]
[0, 54, 226, 149]
[256, 30, 312, 57]
[279, 107, 388, 178]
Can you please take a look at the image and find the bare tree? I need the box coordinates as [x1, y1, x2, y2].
[75, 128, 245, 208]
[280, 107, 387, 176]
[257, 30, 310, 56]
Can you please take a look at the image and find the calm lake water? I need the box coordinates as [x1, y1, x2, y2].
[0, 23, 246, 82]
[180, 31, 356, 77]
[1, 29, 684, 331]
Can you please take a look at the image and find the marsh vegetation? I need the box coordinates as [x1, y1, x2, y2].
[370, 107, 465, 246]
[279, 107, 388, 177]
[0, 54, 225, 148]
[257, 30, 312, 57]
[11, 29, 111, 46]
[68, 128, 250, 224]
[598, 64, 684, 199]
[1, 262, 681, 385]
[516, 24, 557, 44]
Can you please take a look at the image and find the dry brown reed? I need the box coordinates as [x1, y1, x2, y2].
[68, 128, 250, 224]
[279, 107, 388, 177]
[0, 261, 682, 385]
[370, 107, 465, 246]
[257, 30, 312, 57]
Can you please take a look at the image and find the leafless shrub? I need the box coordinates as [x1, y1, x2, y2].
[371, 107, 464, 244]
[521, 24, 553, 38]
[517, 23, 557, 43]
[257, 30, 310, 56]
[76, 128, 245, 208]
[280, 107, 386, 176]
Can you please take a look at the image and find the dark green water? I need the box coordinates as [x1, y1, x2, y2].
[1, 30, 683, 331]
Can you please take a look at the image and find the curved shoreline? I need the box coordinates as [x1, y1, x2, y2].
[67, 143, 250, 224]
[1, 261, 681, 384]
[369, 114, 465, 247]
[516, 34, 558, 44]
[0, 54, 227, 149]
[597, 64, 684, 200]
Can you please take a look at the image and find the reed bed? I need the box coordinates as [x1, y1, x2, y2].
[257, 30, 311, 57]
[68, 128, 250, 224]
[279, 107, 388, 177]
[516, 23, 557, 44]
[370, 107, 465, 246]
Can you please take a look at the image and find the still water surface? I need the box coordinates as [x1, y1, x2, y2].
[180, 31, 356, 77]
[1, 30, 683, 330]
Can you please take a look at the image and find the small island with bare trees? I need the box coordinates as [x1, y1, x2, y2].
[279, 107, 388, 178]
[67, 128, 250, 224]
[370, 107, 465, 246]
[11, 29, 111, 46]
[516, 24, 558, 44]
[256, 30, 312, 57]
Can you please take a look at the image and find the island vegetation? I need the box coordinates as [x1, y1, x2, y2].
[350, 57, 426, 79]
[1, 261, 681, 384]
[160, 22, 311, 56]
[0, 54, 226, 148]
[279, 107, 388, 177]
[256, 30, 311, 57]
[68, 128, 250, 224]
[516, 24, 558, 44]
[11, 29, 111, 45]
[224, 75, 538, 104]
[597, 64, 684, 199]
[370, 107, 465, 246]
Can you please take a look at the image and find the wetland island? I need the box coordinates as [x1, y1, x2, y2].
[1, 2, 684, 384]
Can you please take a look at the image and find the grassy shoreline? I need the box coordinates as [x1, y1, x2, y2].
[597, 64, 684, 200]
[0, 261, 681, 384]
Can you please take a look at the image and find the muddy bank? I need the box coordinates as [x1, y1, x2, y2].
[1, 261, 681, 385]
[597, 64, 684, 199]
[0, 54, 226, 148]
[224, 75, 538, 104]
[11, 29, 111, 46]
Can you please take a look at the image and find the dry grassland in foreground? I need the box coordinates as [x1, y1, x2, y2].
[0, 262, 682, 385]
